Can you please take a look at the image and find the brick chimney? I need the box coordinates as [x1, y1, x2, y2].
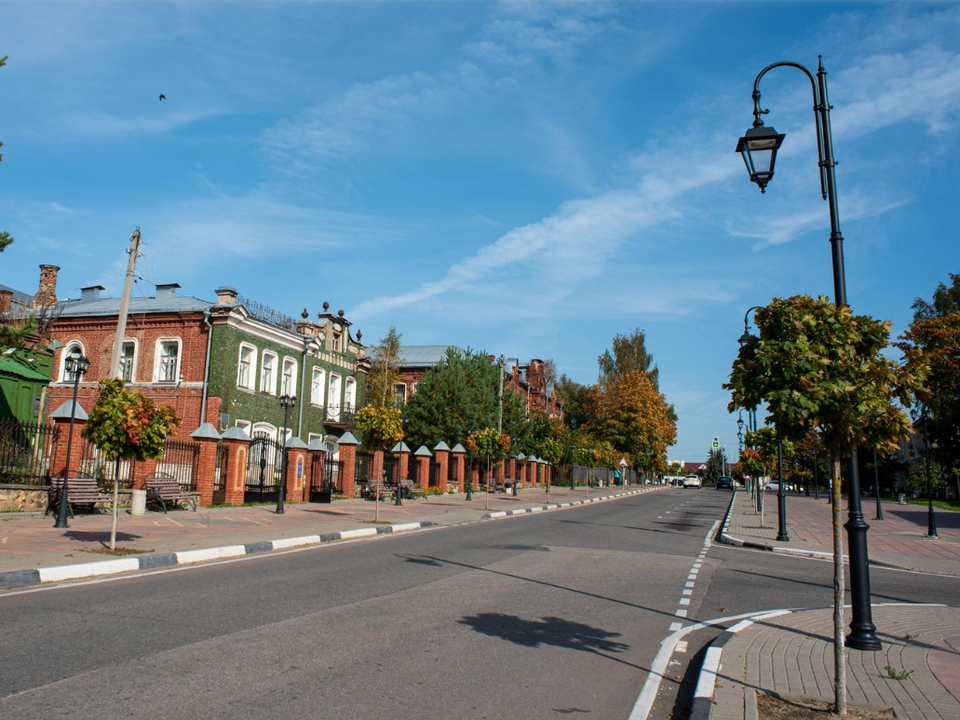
[34, 264, 60, 307]
[215, 286, 238, 306]
[0, 290, 12, 314]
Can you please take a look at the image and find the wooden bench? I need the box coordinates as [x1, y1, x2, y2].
[145, 473, 200, 513]
[399, 478, 424, 499]
[361, 477, 391, 501]
[46, 476, 113, 518]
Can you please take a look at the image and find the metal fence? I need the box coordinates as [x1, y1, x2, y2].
[79, 441, 135, 490]
[212, 442, 228, 504]
[157, 439, 201, 492]
[0, 418, 59, 486]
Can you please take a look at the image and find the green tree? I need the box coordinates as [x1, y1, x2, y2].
[726, 295, 922, 715]
[905, 459, 947, 496]
[557, 374, 592, 430]
[898, 273, 960, 499]
[404, 348, 498, 448]
[356, 404, 404, 517]
[467, 427, 511, 508]
[598, 327, 659, 388]
[0, 55, 11, 253]
[366, 326, 402, 408]
[82, 379, 180, 549]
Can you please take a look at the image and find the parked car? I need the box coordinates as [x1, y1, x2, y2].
[682, 476, 702, 489]
[716, 476, 734, 490]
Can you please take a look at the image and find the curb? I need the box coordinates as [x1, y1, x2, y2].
[0, 520, 439, 591]
[715, 491, 835, 560]
[689, 609, 793, 720]
[480, 487, 661, 519]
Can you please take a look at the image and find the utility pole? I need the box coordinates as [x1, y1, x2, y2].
[497, 354, 505, 433]
[108, 228, 142, 380]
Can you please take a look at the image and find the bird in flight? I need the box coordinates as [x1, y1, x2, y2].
[159, 94, 166, 101]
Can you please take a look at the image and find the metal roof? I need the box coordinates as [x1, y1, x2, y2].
[369, 344, 465, 368]
[56, 293, 213, 318]
[0, 283, 34, 306]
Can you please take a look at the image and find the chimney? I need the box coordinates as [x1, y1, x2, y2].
[155, 283, 181, 300]
[215, 286, 238, 306]
[80, 285, 106, 302]
[34, 264, 60, 307]
[0, 290, 12, 314]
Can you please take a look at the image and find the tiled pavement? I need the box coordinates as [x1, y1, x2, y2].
[724, 490, 960, 576]
[709, 491, 960, 718]
[711, 605, 960, 720]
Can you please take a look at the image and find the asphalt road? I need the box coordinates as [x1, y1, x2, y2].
[1, 489, 954, 719]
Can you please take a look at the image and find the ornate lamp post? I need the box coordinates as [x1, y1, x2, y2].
[54, 350, 90, 529]
[872, 451, 884, 521]
[737, 56, 879, 651]
[922, 406, 939, 539]
[776, 433, 790, 542]
[276, 394, 296, 515]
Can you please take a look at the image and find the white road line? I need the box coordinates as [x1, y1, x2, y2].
[679, 598, 691, 606]
[669, 622, 682, 632]
[675, 609, 688, 618]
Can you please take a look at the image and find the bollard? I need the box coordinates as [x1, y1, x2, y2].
[898, 493, 906, 505]
[130, 488, 147, 516]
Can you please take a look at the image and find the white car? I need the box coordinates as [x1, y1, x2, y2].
[682, 476, 702, 489]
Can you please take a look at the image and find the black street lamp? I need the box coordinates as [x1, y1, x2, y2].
[737, 56, 879, 651]
[54, 350, 90, 529]
[812, 451, 820, 500]
[922, 407, 939, 539]
[776, 435, 790, 542]
[276, 393, 296, 515]
[465, 430, 476, 502]
[397, 418, 409, 507]
[873, 451, 884, 521]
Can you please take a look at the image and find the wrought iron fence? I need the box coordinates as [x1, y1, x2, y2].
[0, 418, 59, 486]
[355, 450, 374, 483]
[157, 439, 201, 492]
[429, 459, 441, 487]
[213, 441, 228, 504]
[325, 459, 344, 493]
[79, 441, 135, 490]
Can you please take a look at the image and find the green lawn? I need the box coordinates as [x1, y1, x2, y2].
[905, 497, 960, 512]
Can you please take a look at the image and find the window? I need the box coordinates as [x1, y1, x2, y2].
[394, 383, 407, 405]
[155, 339, 181, 383]
[59, 341, 86, 383]
[261, 352, 277, 394]
[332, 331, 342, 352]
[327, 373, 342, 420]
[119, 341, 136, 382]
[237, 344, 257, 390]
[344, 376, 357, 412]
[235, 419, 252, 437]
[282, 358, 297, 396]
[311, 367, 326, 406]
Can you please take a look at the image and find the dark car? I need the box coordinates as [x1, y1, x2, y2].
[716, 476, 734, 490]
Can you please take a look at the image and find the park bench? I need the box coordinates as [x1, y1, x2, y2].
[361, 477, 391, 501]
[145, 473, 199, 513]
[46, 476, 113, 518]
[399, 478, 424, 499]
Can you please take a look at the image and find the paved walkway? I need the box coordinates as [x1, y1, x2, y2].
[709, 490, 960, 718]
[711, 604, 960, 719]
[724, 490, 960, 576]
[0, 485, 654, 576]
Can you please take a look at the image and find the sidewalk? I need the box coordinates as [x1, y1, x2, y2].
[0, 485, 664, 588]
[710, 604, 960, 719]
[722, 490, 960, 576]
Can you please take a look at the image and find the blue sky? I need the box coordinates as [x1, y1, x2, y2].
[2, 2, 958, 462]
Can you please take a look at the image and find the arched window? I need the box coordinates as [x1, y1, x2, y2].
[154, 338, 182, 383]
[59, 341, 86, 383]
[237, 344, 257, 390]
[344, 377, 357, 412]
[260, 352, 277, 394]
[282, 357, 297, 396]
[311, 367, 326, 406]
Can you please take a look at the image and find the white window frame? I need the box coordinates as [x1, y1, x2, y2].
[332, 331, 343, 352]
[154, 338, 182, 384]
[344, 376, 357, 412]
[118, 339, 138, 383]
[237, 343, 257, 390]
[393, 382, 407, 405]
[235, 419, 252, 437]
[327, 373, 342, 420]
[260, 351, 278, 395]
[59, 341, 86, 383]
[311, 367, 326, 406]
[281, 357, 298, 397]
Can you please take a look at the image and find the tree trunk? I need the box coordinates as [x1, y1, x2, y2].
[831, 447, 847, 715]
[110, 457, 120, 551]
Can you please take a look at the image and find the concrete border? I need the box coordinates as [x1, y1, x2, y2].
[715, 490, 835, 560]
[0, 520, 439, 590]
[480, 487, 660, 519]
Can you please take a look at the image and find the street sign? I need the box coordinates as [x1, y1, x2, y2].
[619, 457, 628, 467]
[711, 438, 720, 449]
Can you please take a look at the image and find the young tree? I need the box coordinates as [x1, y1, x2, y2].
[598, 327, 659, 387]
[899, 273, 960, 498]
[0, 55, 11, 253]
[355, 404, 403, 520]
[82, 379, 180, 549]
[726, 295, 923, 715]
[366, 326, 402, 408]
[467, 427, 511, 509]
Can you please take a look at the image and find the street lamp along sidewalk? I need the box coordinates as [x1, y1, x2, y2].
[54, 349, 90, 529]
[736, 56, 879, 652]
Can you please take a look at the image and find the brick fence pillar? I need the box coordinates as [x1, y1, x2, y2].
[433, 442, 450, 493]
[132, 457, 157, 490]
[50, 402, 88, 478]
[284, 439, 308, 504]
[221, 426, 251, 506]
[191, 423, 223, 507]
[398, 447, 410, 482]
[450, 446, 465, 492]
[413, 447, 431, 489]
[338, 432, 359, 499]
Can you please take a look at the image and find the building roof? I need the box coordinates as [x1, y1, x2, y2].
[0, 283, 33, 307]
[57, 292, 213, 318]
[370, 344, 465, 368]
[0, 353, 50, 382]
